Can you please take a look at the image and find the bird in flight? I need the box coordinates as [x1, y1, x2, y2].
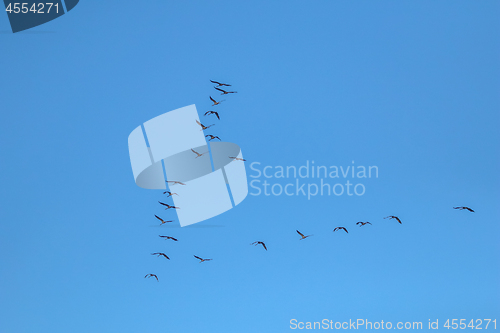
[250, 241, 267, 251]
[205, 134, 221, 141]
[384, 216, 402, 224]
[196, 119, 214, 131]
[296, 230, 312, 240]
[333, 227, 348, 233]
[453, 206, 475, 212]
[163, 191, 178, 197]
[210, 80, 231, 87]
[210, 96, 225, 106]
[356, 221, 372, 227]
[215, 87, 237, 95]
[166, 180, 186, 186]
[194, 255, 212, 263]
[191, 148, 209, 158]
[144, 273, 159, 281]
[158, 201, 180, 210]
[204, 111, 220, 120]
[159, 235, 178, 241]
[155, 215, 173, 225]
[151, 253, 170, 260]
[229, 156, 246, 161]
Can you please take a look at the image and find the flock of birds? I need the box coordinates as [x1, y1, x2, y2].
[144, 80, 476, 281]
[188, 80, 246, 162]
[145, 206, 474, 281]
[145, 80, 243, 281]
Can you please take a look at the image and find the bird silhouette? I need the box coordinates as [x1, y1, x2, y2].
[453, 206, 475, 212]
[166, 180, 186, 186]
[333, 227, 348, 233]
[356, 221, 372, 227]
[194, 255, 212, 263]
[215, 87, 237, 95]
[229, 156, 246, 161]
[204, 111, 220, 120]
[384, 216, 402, 224]
[159, 235, 178, 241]
[205, 134, 221, 141]
[163, 191, 178, 197]
[151, 253, 170, 260]
[210, 96, 225, 106]
[155, 215, 173, 225]
[158, 201, 179, 210]
[210, 80, 231, 87]
[191, 148, 209, 158]
[296, 230, 312, 240]
[196, 119, 214, 131]
[250, 241, 267, 251]
[144, 273, 159, 281]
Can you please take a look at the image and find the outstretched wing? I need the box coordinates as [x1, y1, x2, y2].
[158, 201, 168, 207]
[155, 215, 163, 222]
[261, 243, 267, 251]
[210, 96, 216, 103]
[210, 80, 221, 85]
[296, 230, 304, 237]
[215, 87, 226, 93]
[194, 255, 202, 260]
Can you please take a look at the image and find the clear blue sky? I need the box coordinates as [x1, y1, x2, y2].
[1, 1, 499, 332]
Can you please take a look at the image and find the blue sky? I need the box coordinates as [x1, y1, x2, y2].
[1, 1, 499, 332]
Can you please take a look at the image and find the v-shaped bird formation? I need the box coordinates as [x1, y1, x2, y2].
[143, 79, 477, 282]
